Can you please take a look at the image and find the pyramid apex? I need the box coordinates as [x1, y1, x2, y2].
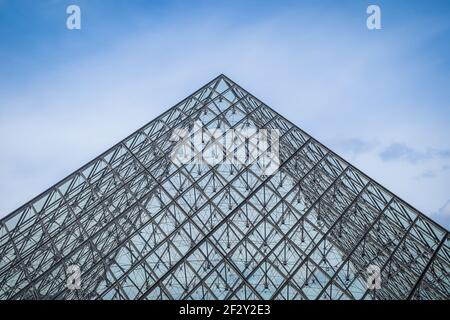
[217, 73, 231, 80]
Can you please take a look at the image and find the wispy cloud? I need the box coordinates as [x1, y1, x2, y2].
[379, 143, 450, 164]
[417, 170, 435, 180]
[326, 138, 377, 163]
[431, 200, 450, 229]
[379, 143, 431, 163]
[337, 138, 375, 154]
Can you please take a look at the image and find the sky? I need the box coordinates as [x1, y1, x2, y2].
[0, 0, 449, 229]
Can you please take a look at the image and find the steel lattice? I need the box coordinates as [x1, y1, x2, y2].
[0, 75, 448, 300]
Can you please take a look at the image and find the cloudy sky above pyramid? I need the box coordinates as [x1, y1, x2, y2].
[0, 0, 449, 228]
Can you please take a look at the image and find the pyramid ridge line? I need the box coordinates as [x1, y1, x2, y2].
[220, 77, 450, 234]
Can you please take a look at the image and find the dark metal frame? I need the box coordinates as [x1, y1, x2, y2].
[0, 74, 448, 300]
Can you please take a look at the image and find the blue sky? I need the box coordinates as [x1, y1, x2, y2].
[0, 0, 449, 228]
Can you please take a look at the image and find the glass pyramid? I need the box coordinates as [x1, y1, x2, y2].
[0, 75, 448, 300]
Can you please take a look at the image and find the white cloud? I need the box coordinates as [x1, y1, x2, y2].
[438, 201, 450, 217]
[430, 200, 450, 230]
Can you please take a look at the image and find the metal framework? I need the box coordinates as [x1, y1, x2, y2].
[0, 74, 448, 300]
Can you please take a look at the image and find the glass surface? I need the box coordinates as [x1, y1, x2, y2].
[0, 75, 448, 300]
